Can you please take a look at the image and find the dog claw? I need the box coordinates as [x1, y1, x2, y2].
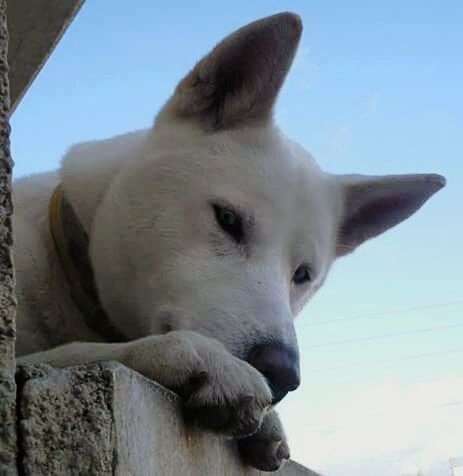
[190, 370, 209, 387]
[173, 370, 209, 399]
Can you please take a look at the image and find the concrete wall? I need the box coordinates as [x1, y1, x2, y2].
[0, 1, 17, 473]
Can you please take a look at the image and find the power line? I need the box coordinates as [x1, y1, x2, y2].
[306, 322, 463, 349]
[440, 400, 463, 408]
[308, 347, 463, 374]
[306, 300, 463, 327]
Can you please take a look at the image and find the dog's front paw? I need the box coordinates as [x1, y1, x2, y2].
[177, 332, 272, 438]
[237, 409, 290, 472]
[123, 331, 272, 438]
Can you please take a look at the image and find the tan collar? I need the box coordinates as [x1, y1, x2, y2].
[49, 185, 127, 343]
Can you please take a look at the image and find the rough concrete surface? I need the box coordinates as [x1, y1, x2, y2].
[17, 364, 115, 476]
[0, 1, 17, 473]
[7, 0, 84, 112]
[18, 363, 318, 476]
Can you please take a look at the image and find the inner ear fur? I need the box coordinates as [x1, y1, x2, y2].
[160, 12, 302, 131]
[336, 173, 446, 257]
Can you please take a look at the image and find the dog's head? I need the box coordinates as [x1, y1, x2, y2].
[89, 13, 445, 403]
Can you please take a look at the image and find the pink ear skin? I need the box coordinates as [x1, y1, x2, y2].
[336, 173, 446, 257]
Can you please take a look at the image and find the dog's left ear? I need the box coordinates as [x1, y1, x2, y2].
[159, 12, 302, 130]
[335, 173, 446, 257]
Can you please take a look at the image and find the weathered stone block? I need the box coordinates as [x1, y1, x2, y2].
[18, 363, 318, 476]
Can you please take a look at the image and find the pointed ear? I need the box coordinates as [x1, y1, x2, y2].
[335, 173, 446, 257]
[159, 12, 302, 131]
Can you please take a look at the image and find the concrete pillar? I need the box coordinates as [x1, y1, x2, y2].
[0, 1, 17, 474]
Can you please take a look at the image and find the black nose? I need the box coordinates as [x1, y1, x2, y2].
[247, 343, 300, 404]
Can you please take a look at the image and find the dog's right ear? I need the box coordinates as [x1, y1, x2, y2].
[158, 12, 302, 131]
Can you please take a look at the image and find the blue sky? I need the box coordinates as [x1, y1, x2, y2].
[11, 2, 463, 474]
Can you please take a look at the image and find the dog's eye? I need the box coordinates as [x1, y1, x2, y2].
[292, 264, 312, 285]
[213, 205, 244, 243]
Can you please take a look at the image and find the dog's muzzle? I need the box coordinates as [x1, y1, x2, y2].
[247, 343, 300, 404]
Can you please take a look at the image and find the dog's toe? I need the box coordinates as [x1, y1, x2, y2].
[183, 403, 232, 432]
[238, 434, 290, 472]
[184, 395, 263, 437]
[172, 370, 209, 399]
[237, 409, 289, 471]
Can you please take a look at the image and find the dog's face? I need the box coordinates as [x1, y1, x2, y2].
[90, 13, 445, 403]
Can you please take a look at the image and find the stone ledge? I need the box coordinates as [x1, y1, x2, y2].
[17, 362, 318, 476]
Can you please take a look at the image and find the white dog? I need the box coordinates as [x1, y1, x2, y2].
[14, 12, 445, 471]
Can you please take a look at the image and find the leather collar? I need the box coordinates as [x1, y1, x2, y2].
[49, 184, 127, 343]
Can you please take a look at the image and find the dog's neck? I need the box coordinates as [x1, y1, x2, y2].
[60, 129, 152, 234]
[54, 130, 154, 342]
[49, 184, 128, 343]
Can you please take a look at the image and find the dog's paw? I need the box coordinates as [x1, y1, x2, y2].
[178, 331, 272, 438]
[237, 409, 290, 472]
[123, 331, 272, 438]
